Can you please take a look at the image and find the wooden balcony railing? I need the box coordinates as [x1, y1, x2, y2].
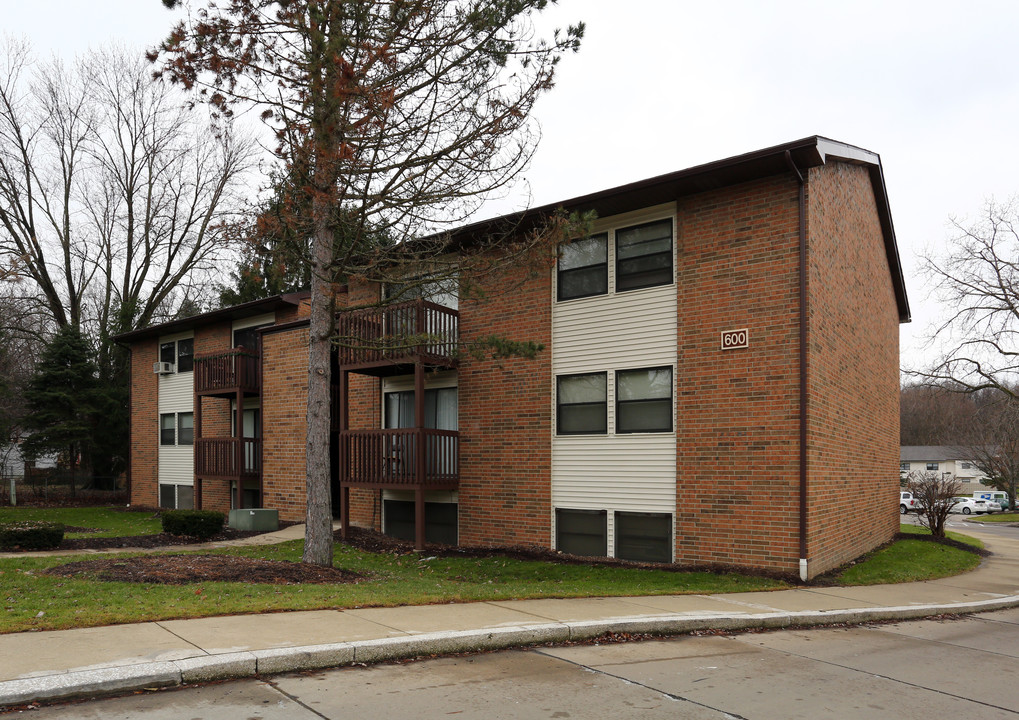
[336, 299, 458, 368]
[339, 428, 458, 488]
[194, 349, 260, 394]
[195, 437, 261, 478]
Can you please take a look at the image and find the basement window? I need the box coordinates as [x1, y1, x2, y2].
[555, 508, 607, 557]
[615, 511, 672, 563]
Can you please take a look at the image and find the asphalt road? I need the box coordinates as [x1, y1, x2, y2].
[17, 607, 1019, 719]
[904, 510, 1019, 540]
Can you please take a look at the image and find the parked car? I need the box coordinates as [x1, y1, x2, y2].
[949, 497, 990, 515]
[982, 500, 1003, 513]
[973, 491, 1011, 511]
[899, 491, 921, 514]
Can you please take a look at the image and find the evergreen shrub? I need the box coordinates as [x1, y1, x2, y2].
[0, 521, 65, 550]
[161, 510, 225, 540]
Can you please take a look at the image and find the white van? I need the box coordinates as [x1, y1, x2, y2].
[973, 491, 1010, 510]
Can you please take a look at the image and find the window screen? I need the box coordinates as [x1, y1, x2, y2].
[176, 338, 194, 372]
[383, 500, 458, 545]
[556, 508, 607, 557]
[615, 512, 672, 563]
[616, 219, 673, 292]
[159, 414, 176, 445]
[558, 234, 608, 301]
[159, 342, 175, 366]
[616, 367, 673, 433]
[178, 413, 194, 445]
[557, 373, 607, 435]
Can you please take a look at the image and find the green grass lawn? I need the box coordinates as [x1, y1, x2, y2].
[970, 512, 1019, 523]
[0, 540, 787, 634]
[831, 525, 983, 586]
[0, 512, 990, 634]
[0, 507, 162, 539]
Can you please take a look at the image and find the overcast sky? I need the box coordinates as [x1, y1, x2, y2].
[5, 0, 1019, 372]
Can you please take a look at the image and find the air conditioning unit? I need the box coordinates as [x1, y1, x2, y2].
[153, 362, 175, 375]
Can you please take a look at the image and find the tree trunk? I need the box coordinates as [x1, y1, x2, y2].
[301, 197, 335, 567]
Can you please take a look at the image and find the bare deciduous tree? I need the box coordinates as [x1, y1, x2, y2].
[911, 199, 1019, 397]
[0, 41, 256, 352]
[909, 470, 962, 539]
[953, 396, 1019, 511]
[155, 0, 585, 566]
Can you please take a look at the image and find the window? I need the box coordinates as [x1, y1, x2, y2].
[616, 219, 673, 292]
[926, 462, 939, 471]
[961, 462, 973, 470]
[900, 462, 910, 472]
[159, 483, 194, 510]
[557, 234, 608, 301]
[176, 338, 194, 372]
[177, 413, 194, 445]
[158, 337, 194, 372]
[383, 500, 458, 545]
[160, 414, 176, 445]
[556, 373, 607, 435]
[161, 412, 194, 446]
[384, 388, 458, 430]
[233, 323, 272, 352]
[556, 508, 606, 557]
[616, 366, 673, 433]
[615, 511, 672, 563]
[159, 342, 175, 367]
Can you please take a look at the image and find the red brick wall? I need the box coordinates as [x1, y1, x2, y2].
[674, 176, 802, 573]
[129, 339, 159, 507]
[261, 325, 311, 522]
[805, 162, 900, 575]
[458, 263, 553, 547]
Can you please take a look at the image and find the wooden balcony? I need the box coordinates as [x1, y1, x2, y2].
[194, 349, 260, 397]
[338, 428, 459, 490]
[195, 437, 261, 479]
[336, 299, 458, 375]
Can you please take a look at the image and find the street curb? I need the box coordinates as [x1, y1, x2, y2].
[2, 594, 1017, 708]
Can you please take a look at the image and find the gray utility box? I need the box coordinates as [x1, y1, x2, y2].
[229, 508, 279, 532]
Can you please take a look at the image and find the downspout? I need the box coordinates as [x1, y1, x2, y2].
[784, 150, 809, 582]
[119, 342, 133, 507]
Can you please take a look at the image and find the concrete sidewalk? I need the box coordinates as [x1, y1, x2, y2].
[1, 529, 1018, 709]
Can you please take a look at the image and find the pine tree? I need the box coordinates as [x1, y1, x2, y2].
[21, 326, 100, 490]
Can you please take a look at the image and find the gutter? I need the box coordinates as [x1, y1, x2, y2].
[785, 150, 809, 582]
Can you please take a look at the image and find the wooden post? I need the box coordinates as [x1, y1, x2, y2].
[338, 368, 350, 539]
[414, 362, 426, 550]
[194, 392, 203, 509]
[235, 389, 244, 510]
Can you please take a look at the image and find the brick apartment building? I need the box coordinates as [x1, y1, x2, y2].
[116, 136, 909, 580]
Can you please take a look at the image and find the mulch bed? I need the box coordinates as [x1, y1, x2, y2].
[45, 554, 363, 585]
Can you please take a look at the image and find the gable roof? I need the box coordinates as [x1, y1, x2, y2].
[900, 445, 973, 462]
[450, 136, 910, 322]
[112, 292, 311, 344]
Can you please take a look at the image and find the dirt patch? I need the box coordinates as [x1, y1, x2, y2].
[44, 554, 364, 585]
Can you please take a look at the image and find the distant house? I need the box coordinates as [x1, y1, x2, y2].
[900, 446, 991, 487]
[116, 136, 909, 580]
[0, 435, 58, 479]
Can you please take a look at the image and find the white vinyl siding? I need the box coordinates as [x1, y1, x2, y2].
[551, 204, 678, 559]
[233, 313, 275, 332]
[158, 331, 194, 487]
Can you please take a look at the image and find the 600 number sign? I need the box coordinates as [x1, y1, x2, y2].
[721, 329, 748, 350]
